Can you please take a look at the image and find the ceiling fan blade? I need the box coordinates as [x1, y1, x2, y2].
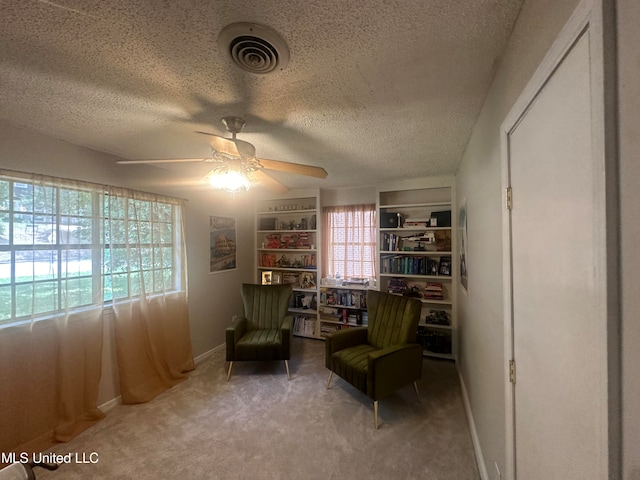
[250, 170, 290, 194]
[117, 158, 207, 164]
[206, 134, 240, 157]
[257, 158, 328, 179]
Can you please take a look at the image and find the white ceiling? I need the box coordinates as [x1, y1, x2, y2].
[0, 0, 524, 192]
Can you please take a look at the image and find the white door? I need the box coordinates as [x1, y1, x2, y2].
[503, 4, 612, 479]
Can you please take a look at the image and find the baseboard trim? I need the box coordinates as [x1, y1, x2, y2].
[98, 344, 225, 413]
[99, 395, 122, 413]
[457, 364, 489, 480]
[194, 343, 225, 366]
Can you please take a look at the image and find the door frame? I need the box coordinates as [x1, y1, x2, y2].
[499, 0, 619, 478]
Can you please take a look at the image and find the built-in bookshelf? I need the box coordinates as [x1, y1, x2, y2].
[377, 179, 457, 359]
[318, 284, 369, 338]
[255, 192, 321, 339]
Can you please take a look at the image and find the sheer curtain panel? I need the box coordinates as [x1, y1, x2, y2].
[105, 188, 194, 404]
[322, 204, 376, 279]
[0, 172, 104, 455]
[0, 170, 193, 456]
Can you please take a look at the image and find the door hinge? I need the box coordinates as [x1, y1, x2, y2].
[506, 187, 513, 210]
[509, 360, 516, 384]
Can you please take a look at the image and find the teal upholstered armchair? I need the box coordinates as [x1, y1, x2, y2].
[226, 283, 294, 381]
[325, 290, 423, 429]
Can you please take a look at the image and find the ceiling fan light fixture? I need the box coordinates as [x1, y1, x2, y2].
[207, 156, 263, 193]
[207, 165, 253, 193]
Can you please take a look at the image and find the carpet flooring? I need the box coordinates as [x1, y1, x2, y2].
[37, 337, 480, 479]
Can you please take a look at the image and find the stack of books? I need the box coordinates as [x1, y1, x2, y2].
[424, 283, 444, 300]
[387, 277, 407, 294]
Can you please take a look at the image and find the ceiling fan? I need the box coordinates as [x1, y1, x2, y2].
[116, 116, 328, 193]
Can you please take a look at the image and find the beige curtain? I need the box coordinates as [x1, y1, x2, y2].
[0, 171, 194, 459]
[106, 188, 194, 404]
[322, 204, 376, 279]
[0, 173, 104, 456]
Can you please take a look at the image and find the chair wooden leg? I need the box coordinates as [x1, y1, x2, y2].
[413, 381, 420, 400]
[374, 400, 379, 430]
[227, 361, 233, 382]
[285, 360, 291, 380]
[326, 371, 333, 389]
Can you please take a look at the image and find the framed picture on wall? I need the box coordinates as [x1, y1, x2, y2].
[210, 216, 237, 274]
[458, 199, 468, 292]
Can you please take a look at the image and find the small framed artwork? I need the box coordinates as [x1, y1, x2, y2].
[272, 272, 282, 284]
[209, 216, 237, 274]
[438, 257, 452, 276]
[261, 271, 273, 285]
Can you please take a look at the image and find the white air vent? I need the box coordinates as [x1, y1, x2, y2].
[218, 23, 290, 74]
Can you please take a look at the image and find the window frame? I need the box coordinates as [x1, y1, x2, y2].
[0, 174, 183, 327]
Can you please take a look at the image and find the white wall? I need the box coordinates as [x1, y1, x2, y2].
[321, 186, 376, 207]
[0, 121, 255, 406]
[618, 0, 640, 477]
[454, 0, 580, 475]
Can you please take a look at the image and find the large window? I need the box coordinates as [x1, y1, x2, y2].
[0, 174, 183, 326]
[323, 204, 376, 279]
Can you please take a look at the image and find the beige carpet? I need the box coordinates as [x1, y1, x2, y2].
[37, 337, 479, 480]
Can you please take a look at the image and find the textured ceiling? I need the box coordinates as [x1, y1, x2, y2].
[0, 0, 524, 192]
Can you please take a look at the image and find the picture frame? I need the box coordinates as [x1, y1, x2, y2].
[209, 216, 237, 274]
[458, 199, 468, 292]
[261, 271, 273, 285]
[271, 272, 282, 284]
[438, 257, 452, 276]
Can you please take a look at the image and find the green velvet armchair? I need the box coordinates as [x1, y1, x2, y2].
[226, 283, 294, 381]
[325, 290, 423, 429]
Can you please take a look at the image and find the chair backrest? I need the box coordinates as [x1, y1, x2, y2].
[241, 283, 293, 330]
[366, 290, 422, 349]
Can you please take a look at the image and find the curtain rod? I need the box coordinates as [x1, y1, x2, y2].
[0, 168, 189, 204]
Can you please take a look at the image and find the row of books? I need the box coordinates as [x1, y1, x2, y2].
[293, 315, 316, 336]
[260, 253, 317, 268]
[319, 289, 367, 308]
[318, 308, 368, 325]
[319, 323, 344, 338]
[386, 277, 447, 301]
[263, 232, 312, 249]
[382, 232, 434, 251]
[381, 255, 451, 276]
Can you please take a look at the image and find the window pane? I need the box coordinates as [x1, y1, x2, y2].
[15, 250, 58, 282]
[110, 273, 129, 299]
[0, 213, 8, 242]
[0, 180, 9, 210]
[161, 247, 173, 268]
[0, 251, 10, 285]
[62, 277, 93, 308]
[16, 281, 57, 317]
[0, 286, 11, 320]
[106, 219, 126, 244]
[61, 249, 93, 277]
[13, 183, 34, 211]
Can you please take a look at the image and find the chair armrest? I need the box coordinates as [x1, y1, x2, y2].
[281, 315, 293, 334]
[281, 315, 293, 354]
[226, 318, 247, 361]
[367, 343, 423, 400]
[325, 327, 368, 368]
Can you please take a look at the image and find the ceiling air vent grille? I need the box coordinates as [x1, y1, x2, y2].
[218, 23, 290, 74]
